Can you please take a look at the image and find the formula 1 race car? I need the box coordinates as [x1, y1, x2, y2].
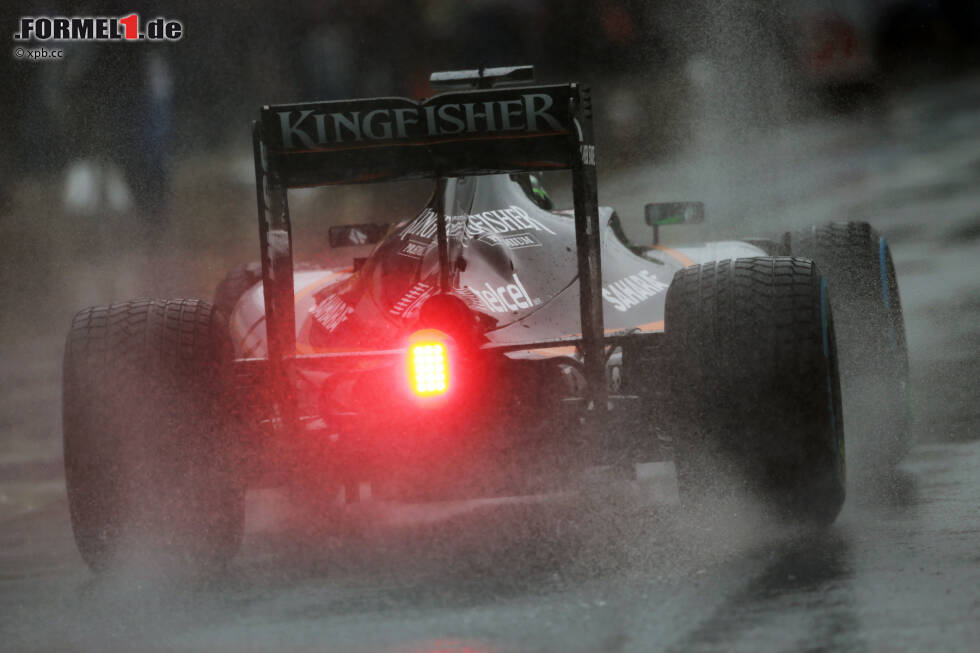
[62, 66, 910, 571]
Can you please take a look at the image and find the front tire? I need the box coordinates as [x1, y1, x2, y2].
[63, 299, 245, 572]
[665, 257, 845, 524]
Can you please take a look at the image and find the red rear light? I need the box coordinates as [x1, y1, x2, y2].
[408, 330, 450, 397]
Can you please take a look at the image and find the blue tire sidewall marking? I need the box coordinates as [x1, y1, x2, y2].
[820, 277, 837, 437]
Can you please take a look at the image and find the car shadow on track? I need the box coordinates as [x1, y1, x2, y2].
[67, 466, 920, 636]
[663, 528, 863, 653]
[213, 489, 678, 614]
[663, 464, 920, 652]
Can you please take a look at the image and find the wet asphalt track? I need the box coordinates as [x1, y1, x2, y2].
[1, 75, 979, 652]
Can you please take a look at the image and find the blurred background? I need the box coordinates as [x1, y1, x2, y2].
[1, 0, 978, 501]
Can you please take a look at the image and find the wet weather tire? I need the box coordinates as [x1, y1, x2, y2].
[63, 299, 245, 572]
[666, 257, 846, 524]
[793, 222, 911, 466]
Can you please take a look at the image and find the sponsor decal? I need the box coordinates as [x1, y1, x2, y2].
[276, 93, 563, 149]
[467, 274, 541, 314]
[390, 276, 540, 320]
[346, 227, 368, 245]
[400, 205, 556, 244]
[602, 270, 669, 312]
[478, 232, 541, 249]
[398, 239, 429, 259]
[313, 295, 354, 332]
[389, 282, 434, 318]
[453, 287, 490, 314]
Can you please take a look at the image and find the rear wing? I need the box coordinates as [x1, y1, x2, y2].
[251, 70, 605, 421]
[260, 85, 580, 186]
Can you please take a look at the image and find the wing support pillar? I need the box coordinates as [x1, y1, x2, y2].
[252, 120, 298, 431]
[567, 85, 608, 413]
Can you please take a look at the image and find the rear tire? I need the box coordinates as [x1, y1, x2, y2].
[665, 257, 845, 524]
[793, 222, 911, 466]
[63, 299, 245, 572]
[212, 262, 262, 323]
[212, 260, 324, 323]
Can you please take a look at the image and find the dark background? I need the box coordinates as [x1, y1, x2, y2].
[2, 0, 978, 314]
[3, 0, 979, 179]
